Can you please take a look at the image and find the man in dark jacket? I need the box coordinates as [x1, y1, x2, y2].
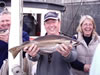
[0, 40, 8, 68]
[0, 10, 29, 69]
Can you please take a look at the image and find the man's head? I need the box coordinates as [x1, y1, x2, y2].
[44, 12, 61, 35]
[0, 10, 11, 30]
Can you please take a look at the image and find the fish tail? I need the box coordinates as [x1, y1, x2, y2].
[9, 46, 22, 58]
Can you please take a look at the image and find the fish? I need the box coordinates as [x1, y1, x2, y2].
[9, 35, 80, 58]
[0, 29, 9, 35]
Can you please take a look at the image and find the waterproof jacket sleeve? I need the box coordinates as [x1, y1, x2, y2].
[28, 54, 40, 61]
[62, 47, 77, 62]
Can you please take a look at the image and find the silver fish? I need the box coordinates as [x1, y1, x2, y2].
[9, 35, 80, 58]
[0, 29, 9, 35]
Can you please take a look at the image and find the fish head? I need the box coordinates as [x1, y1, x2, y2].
[70, 39, 80, 46]
[63, 39, 80, 46]
[0, 29, 9, 35]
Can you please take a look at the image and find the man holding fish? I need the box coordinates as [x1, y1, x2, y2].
[23, 12, 78, 75]
[0, 10, 30, 75]
[0, 10, 10, 69]
[0, 10, 11, 75]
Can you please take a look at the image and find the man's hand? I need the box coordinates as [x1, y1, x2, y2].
[23, 44, 40, 57]
[56, 44, 72, 57]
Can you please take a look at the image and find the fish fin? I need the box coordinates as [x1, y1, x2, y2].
[22, 41, 31, 45]
[9, 46, 22, 58]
